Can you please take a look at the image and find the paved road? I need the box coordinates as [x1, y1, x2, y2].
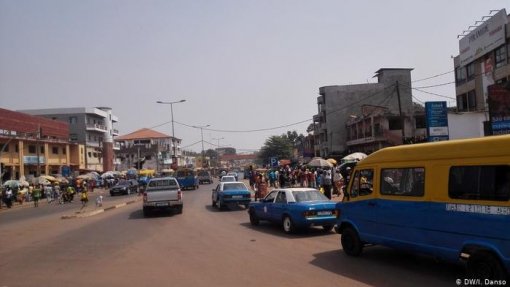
[0, 183, 464, 287]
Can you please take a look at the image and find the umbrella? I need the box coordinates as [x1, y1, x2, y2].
[342, 152, 367, 162]
[327, 158, 337, 165]
[307, 157, 333, 168]
[3, 180, 20, 188]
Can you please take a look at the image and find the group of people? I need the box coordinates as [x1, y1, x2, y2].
[0, 179, 92, 209]
[247, 164, 352, 200]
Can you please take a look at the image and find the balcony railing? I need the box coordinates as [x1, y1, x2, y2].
[86, 124, 107, 132]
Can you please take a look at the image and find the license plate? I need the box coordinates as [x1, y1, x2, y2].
[156, 202, 169, 206]
[232, 195, 243, 199]
[317, 211, 332, 216]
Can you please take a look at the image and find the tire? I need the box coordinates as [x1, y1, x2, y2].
[467, 251, 507, 280]
[212, 198, 217, 207]
[143, 207, 150, 217]
[249, 209, 259, 226]
[175, 206, 183, 214]
[322, 225, 334, 232]
[341, 226, 363, 256]
[217, 200, 224, 211]
[282, 216, 296, 234]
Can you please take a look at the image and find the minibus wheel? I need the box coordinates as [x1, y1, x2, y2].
[467, 251, 507, 280]
[341, 227, 363, 256]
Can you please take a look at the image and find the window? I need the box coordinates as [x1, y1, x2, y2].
[28, 145, 36, 153]
[455, 66, 466, 85]
[69, 116, 77, 124]
[466, 62, 475, 80]
[264, 190, 278, 202]
[381, 167, 425, 196]
[1, 144, 8, 152]
[88, 152, 92, 158]
[52, 147, 59, 154]
[449, 165, 510, 201]
[415, 116, 426, 129]
[349, 169, 374, 198]
[457, 90, 477, 112]
[70, 134, 78, 142]
[275, 191, 287, 203]
[62, 147, 66, 155]
[15, 145, 19, 153]
[40, 146, 44, 154]
[495, 45, 507, 68]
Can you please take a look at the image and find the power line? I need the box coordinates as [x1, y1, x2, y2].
[413, 81, 456, 89]
[411, 70, 454, 83]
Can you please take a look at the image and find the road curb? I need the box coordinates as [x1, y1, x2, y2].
[61, 198, 141, 219]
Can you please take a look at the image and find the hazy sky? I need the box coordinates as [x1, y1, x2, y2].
[1, 0, 509, 153]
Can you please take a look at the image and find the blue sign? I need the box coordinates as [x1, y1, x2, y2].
[61, 166, 71, 177]
[425, 101, 449, 142]
[270, 157, 278, 167]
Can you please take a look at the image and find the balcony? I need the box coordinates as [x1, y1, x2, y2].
[113, 143, 121, 150]
[112, 129, 119, 136]
[86, 124, 107, 133]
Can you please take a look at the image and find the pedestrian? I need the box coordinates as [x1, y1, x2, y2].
[80, 187, 89, 207]
[3, 187, 14, 208]
[322, 168, 333, 199]
[95, 195, 103, 207]
[32, 185, 42, 207]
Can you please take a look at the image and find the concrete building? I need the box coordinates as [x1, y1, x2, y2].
[314, 68, 415, 157]
[454, 9, 510, 135]
[19, 107, 119, 172]
[0, 108, 85, 181]
[115, 128, 182, 171]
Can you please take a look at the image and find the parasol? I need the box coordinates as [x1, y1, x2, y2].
[342, 152, 367, 162]
[307, 157, 333, 168]
[327, 158, 337, 165]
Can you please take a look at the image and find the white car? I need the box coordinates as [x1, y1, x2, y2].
[220, 175, 236, 182]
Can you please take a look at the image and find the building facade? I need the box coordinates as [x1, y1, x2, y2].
[115, 128, 182, 171]
[0, 108, 85, 181]
[314, 68, 415, 158]
[19, 107, 119, 172]
[454, 9, 510, 135]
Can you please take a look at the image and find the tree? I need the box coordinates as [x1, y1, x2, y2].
[258, 135, 293, 163]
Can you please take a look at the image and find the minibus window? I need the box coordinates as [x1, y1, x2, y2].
[350, 169, 373, 198]
[449, 165, 510, 201]
[380, 168, 425, 196]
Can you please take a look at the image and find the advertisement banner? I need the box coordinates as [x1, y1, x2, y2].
[426, 101, 449, 142]
[459, 9, 507, 66]
[488, 85, 510, 135]
[23, 156, 45, 165]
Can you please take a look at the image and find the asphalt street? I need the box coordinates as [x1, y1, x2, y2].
[0, 182, 465, 287]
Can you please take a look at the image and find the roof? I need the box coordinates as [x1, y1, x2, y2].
[116, 128, 172, 141]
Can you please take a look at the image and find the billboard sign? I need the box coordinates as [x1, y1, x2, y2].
[488, 85, 510, 135]
[426, 101, 449, 142]
[23, 156, 45, 165]
[459, 9, 507, 66]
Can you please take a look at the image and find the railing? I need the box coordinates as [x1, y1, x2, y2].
[86, 124, 107, 131]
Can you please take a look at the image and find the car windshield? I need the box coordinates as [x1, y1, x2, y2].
[223, 183, 247, 191]
[198, 171, 210, 176]
[292, 190, 329, 202]
[221, 176, 235, 182]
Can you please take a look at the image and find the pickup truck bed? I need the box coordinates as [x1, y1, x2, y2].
[143, 177, 183, 216]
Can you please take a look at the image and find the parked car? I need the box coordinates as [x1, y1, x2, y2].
[220, 175, 236, 183]
[143, 177, 183, 216]
[212, 182, 251, 210]
[110, 179, 139, 196]
[248, 188, 337, 234]
[198, 170, 213, 184]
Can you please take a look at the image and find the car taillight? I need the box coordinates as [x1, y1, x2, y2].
[177, 190, 182, 200]
[143, 192, 147, 202]
[335, 209, 341, 219]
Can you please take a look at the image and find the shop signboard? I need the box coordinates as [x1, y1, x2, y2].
[426, 101, 449, 142]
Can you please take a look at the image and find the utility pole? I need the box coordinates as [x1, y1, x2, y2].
[396, 81, 405, 144]
[36, 125, 41, 177]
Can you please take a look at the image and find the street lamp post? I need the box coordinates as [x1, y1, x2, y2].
[193, 124, 210, 167]
[156, 100, 186, 166]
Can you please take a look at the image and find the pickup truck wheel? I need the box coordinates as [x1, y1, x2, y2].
[249, 209, 259, 226]
[467, 251, 507, 280]
[341, 226, 363, 256]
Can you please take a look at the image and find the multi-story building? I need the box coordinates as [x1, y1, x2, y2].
[19, 107, 119, 172]
[115, 128, 182, 171]
[0, 108, 85, 181]
[453, 9, 510, 135]
[313, 68, 416, 157]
